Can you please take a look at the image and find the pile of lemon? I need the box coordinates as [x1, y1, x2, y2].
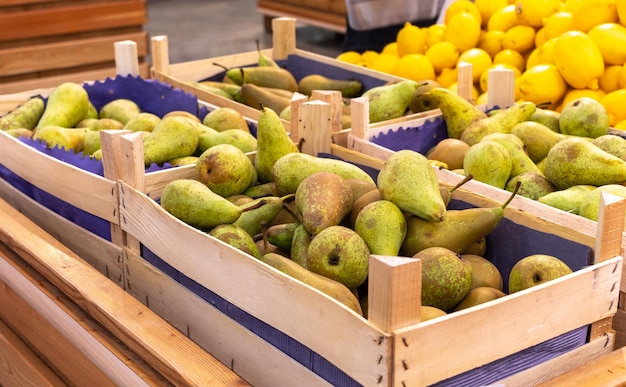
[336, 0, 626, 129]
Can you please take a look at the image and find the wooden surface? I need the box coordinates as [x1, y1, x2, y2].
[538, 346, 626, 386]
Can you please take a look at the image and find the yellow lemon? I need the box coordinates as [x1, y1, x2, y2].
[541, 11, 574, 40]
[396, 22, 427, 57]
[525, 48, 541, 68]
[600, 65, 623, 93]
[458, 48, 494, 83]
[393, 53, 436, 81]
[614, 119, 626, 130]
[477, 30, 505, 57]
[488, 4, 519, 31]
[370, 53, 400, 74]
[618, 0, 626, 25]
[553, 30, 605, 90]
[336, 51, 363, 65]
[475, 0, 509, 27]
[426, 23, 446, 47]
[618, 64, 626, 88]
[448, 82, 480, 101]
[425, 41, 460, 73]
[534, 27, 547, 47]
[437, 67, 459, 88]
[515, 64, 567, 108]
[563, 0, 618, 32]
[587, 23, 626, 65]
[532, 36, 558, 65]
[476, 91, 490, 105]
[444, 12, 482, 51]
[382, 42, 399, 56]
[493, 49, 526, 72]
[559, 88, 607, 111]
[502, 24, 537, 53]
[361, 50, 380, 67]
[480, 63, 522, 93]
[515, 0, 562, 27]
[600, 88, 626, 125]
[444, 0, 483, 25]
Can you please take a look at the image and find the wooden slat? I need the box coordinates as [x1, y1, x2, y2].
[0, 31, 148, 77]
[257, 0, 346, 32]
[0, 1, 147, 42]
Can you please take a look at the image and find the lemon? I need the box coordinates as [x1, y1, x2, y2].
[370, 53, 400, 74]
[448, 82, 480, 101]
[336, 51, 363, 65]
[476, 91, 490, 105]
[493, 49, 526, 72]
[426, 41, 460, 73]
[444, 12, 482, 52]
[475, 0, 509, 27]
[532, 36, 558, 66]
[477, 30, 505, 57]
[587, 23, 626, 65]
[600, 65, 623, 93]
[515, 64, 567, 108]
[487, 4, 519, 31]
[444, 0, 483, 25]
[534, 27, 547, 47]
[541, 12, 574, 40]
[458, 48, 494, 83]
[480, 63, 522, 93]
[618, 0, 626, 25]
[437, 67, 459, 88]
[618, 64, 626, 88]
[601, 88, 626, 126]
[614, 119, 626, 130]
[563, 0, 618, 32]
[361, 50, 380, 67]
[525, 48, 541, 68]
[553, 31, 605, 90]
[559, 88, 606, 111]
[393, 53, 436, 81]
[426, 24, 446, 47]
[382, 42, 399, 56]
[515, 0, 562, 28]
[396, 22, 427, 57]
[502, 24, 536, 53]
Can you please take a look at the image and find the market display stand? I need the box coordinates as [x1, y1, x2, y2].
[257, 0, 347, 32]
[0, 0, 150, 94]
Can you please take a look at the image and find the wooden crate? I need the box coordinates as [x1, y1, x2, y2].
[257, 0, 347, 33]
[0, 0, 150, 94]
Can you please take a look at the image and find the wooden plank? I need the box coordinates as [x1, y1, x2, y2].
[0, 197, 251, 387]
[0, 31, 148, 77]
[257, 0, 346, 32]
[0, 318, 66, 387]
[0, 1, 147, 42]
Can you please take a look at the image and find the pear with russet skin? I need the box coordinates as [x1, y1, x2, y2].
[290, 223, 312, 268]
[505, 172, 555, 200]
[195, 143, 257, 197]
[233, 195, 291, 237]
[209, 224, 262, 259]
[592, 134, 626, 161]
[463, 140, 512, 189]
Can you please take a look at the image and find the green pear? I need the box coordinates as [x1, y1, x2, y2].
[232, 195, 289, 237]
[160, 179, 264, 230]
[427, 138, 471, 170]
[307, 225, 370, 289]
[163, 110, 201, 123]
[377, 149, 446, 222]
[37, 82, 90, 129]
[439, 174, 474, 207]
[413, 246, 473, 311]
[195, 143, 257, 197]
[295, 171, 353, 235]
[272, 152, 375, 195]
[460, 101, 536, 145]
[0, 96, 44, 131]
[349, 189, 382, 227]
[453, 287, 507, 311]
[5, 128, 33, 139]
[202, 107, 250, 132]
[297, 74, 363, 97]
[86, 118, 125, 131]
[463, 237, 487, 257]
[255, 105, 299, 183]
[528, 107, 561, 132]
[99, 98, 141, 125]
[244, 182, 279, 198]
[578, 184, 626, 221]
[510, 120, 571, 163]
[401, 183, 518, 256]
[354, 200, 406, 256]
[265, 222, 299, 251]
[290, 223, 312, 268]
[544, 137, 626, 189]
[256, 40, 279, 68]
[505, 172, 555, 200]
[462, 254, 503, 291]
[260, 252, 363, 315]
[463, 140, 512, 189]
[592, 134, 626, 161]
[197, 127, 257, 154]
[537, 185, 596, 214]
[225, 66, 298, 92]
[143, 116, 199, 167]
[75, 118, 98, 128]
[362, 80, 419, 123]
[508, 254, 572, 293]
[82, 130, 102, 155]
[345, 178, 378, 204]
[193, 81, 242, 101]
[408, 80, 442, 114]
[33, 126, 87, 152]
[421, 305, 447, 321]
[124, 112, 161, 132]
[168, 156, 199, 166]
[427, 87, 488, 139]
[209, 224, 262, 259]
[480, 132, 543, 178]
[239, 83, 293, 115]
[559, 97, 610, 138]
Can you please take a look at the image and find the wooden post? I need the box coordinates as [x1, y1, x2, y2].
[151, 35, 170, 75]
[311, 90, 343, 134]
[456, 61, 474, 103]
[349, 96, 369, 140]
[114, 40, 140, 77]
[288, 92, 308, 142]
[298, 100, 331, 156]
[487, 68, 516, 110]
[271, 17, 296, 61]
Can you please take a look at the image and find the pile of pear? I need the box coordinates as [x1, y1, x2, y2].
[425, 87, 626, 221]
[0, 81, 259, 168]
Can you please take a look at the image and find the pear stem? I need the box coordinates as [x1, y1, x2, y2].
[212, 62, 229, 72]
[281, 201, 303, 225]
[260, 220, 270, 252]
[450, 173, 473, 195]
[280, 193, 296, 203]
[240, 199, 267, 213]
[501, 181, 521, 210]
[256, 39, 261, 54]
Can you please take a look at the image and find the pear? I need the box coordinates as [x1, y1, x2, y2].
[463, 140, 512, 189]
[244, 182, 279, 198]
[349, 189, 382, 227]
[413, 246, 473, 311]
[421, 305, 447, 321]
[75, 118, 98, 128]
[297, 74, 363, 97]
[362, 80, 419, 123]
[463, 237, 487, 257]
[578, 184, 626, 221]
[160, 179, 264, 230]
[463, 254, 503, 291]
[544, 137, 626, 189]
[460, 101, 537, 146]
[33, 126, 87, 152]
[401, 182, 519, 256]
[439, 174, 474, 207]
[85, 118, 125, 131]
[354, 200, 406, 256]
[255, 39, 279, 68]
[36, 82, 90, 130]
[5, 128, 33, 139]
[233, 195, 289, 237]
[124, 112, 161, 132]
[345, 178, 378, 204]
[260, 252, 363, 315]
[209, 224, 262, 259]
[453, 287, 507, 311]
[168, 156, 199, 167]
[197, 127, 257, 154]
[0, 96, 44, 131]
[225, 66, 298, 92]
[202, 107, 249, 132]
[505, 172, 555, 200]
[290, 223, 312, 268]
[83, 101, 99, 120]
[306, 225, 370, 289]
[196, 81, 242, 101]
[428, 87, 488, 139]
[537, 185, 596, 214]
[190, 82, 235, 100]
[377, 149, 446, 222]
[239, 83, 293, 114]
[255, 105, 299, 183]
[508, 254, 572, 293]
[272, 152, 375, 195]
[528, 107, 561, 132]
[592, 134, 626, 161]
[295, 171, 353, 235]
[82, 130, 102, 155]
[510, 120, 570, 163]
[99, 98, 141, 125]
[143, 116, 199, 167]
[479, 132, 543, 178]
[195, 143, 257, 197]
[408, 80, 442, 113]
[265, 222, 299, 251]
[559, 97, 610, 138]
[427, 138, 471, 170]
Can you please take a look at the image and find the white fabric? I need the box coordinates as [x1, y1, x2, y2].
[345, 0, 451, 31]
